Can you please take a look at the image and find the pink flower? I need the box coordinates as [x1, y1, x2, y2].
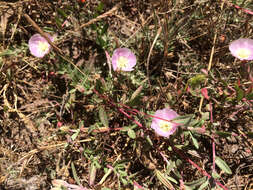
[229, 38, 253, 60]
[28, 33, 53, 58]
[51, 179, 88, 190]
[111, 48, 136, 71]
[151, 108, 180, 138]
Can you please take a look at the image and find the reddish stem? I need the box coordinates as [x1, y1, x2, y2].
[93, 89, 228, 190]
[212, 135, 216, 173]
[172, 145, 228, 190]
[225, 0, 253, 15]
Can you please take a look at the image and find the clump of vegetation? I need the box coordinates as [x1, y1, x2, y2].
[0, 0, 253, 190]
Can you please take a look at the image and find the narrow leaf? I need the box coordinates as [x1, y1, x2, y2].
[246, 93, 253, 100]
[189, 132, 199, 149]
[172, 114, 194, 126]
[130, 85, 143, 102]
[167, 176, 178, 184]
[184, 177, 207, 188]
[215, 131, 231, 138]
[71, 162, 81, 185]
[188, 74, 206, 88]
[199, 180, 209, 190]
[215, 156, 232, 174]
[89, 163, 97, 186]
[155, 170, 175, 190]
[212, 171, 220, 179]
[235, 85, 244, 102]
[127, 129, 136, 139]
[247, 132, 253, 138]
[71, 129, 80, 141]
[99, 107, 109, 128]
[201, 112, 209, 121]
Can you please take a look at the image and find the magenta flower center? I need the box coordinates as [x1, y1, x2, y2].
[236, 48, 251, 59]
[159, 121, 173, 132]
[117, 56, 129, 69]
[38, 41, 50, 53]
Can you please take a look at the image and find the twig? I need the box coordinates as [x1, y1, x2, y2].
[2, 84, 37, 133]
[24, 14, 63, 54]
[171, 145, 228, 190]
[92, 88, 229, 189]
[224, 0, 253, 15]
[198, 32, 217, 112]
[93, 89, 146, 130]
[24, 14, 87, 77]
[80, 3, 121, 28]
[146, 25, 162, 85]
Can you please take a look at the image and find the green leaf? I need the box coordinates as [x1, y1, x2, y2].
[201, 112, 209, 121]
[71, 162, 81, 185]
[57, 8, 68, 18]
[69, 88, 76, 94]
[215, 156, 232, 174]
[129, 85, 143, 102]
[212, 171, 220, 179]
[127, 129, 136, 139]
[246, 93, 253, 100]
[176, 159, 182, 167]
[167, 176, 178, 184]
[199, 180, 209, 190]
[189, 132, 199, 149]
[172, 114, 194, 126]
[101, 23, 109, 35]
[99, 107, 109, 128]
[166, 161, 176, 174]
[215, 131, 231, 138]
[0, 49, 17, 56]
[236, 88, 244, 102]
[95, 79, 103, 93]
[91, 23, 97, 30]
[97, 36, 106, 47]
[71, 129, 80, 141]
[121, 177, 128, 185]
[155, 170, 175, 189]
[188, 74, 206, 88]
[183, 185, 192, 190]
[234, 85, 244, 102]
[184, 177, 207, 188]
[146, 135, 153, 146]
[247, 132, 253, 138]
[55, 17, 62, 28]
[89, 162, 97, 185]
[96, 2, 104, 12]
[94, 160, 101, 169]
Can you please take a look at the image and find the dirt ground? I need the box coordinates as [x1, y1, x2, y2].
[0, 0, 253, 189]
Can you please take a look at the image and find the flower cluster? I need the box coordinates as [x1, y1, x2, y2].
[151, 108, 180, 138]
[29, 33, 53, 58]
[229, 38, 253, 61]
[27, 32, 253, 139]
[28, 35, 137, 71]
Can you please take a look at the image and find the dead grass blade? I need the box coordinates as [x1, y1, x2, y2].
[2, 84, 37, 133]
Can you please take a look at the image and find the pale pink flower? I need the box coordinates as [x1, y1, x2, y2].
[51, 179, 88, 190]
[111, 48, 136, 71]
[229, 38, 253, 60]
[28, 33, 53, 58]
[151, 108, 180, 138]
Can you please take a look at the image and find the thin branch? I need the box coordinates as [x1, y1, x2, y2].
[80, 3, 121, 28]
[24, 14, 63, 55]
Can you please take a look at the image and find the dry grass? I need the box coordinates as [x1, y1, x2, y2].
[0, 0, 253, 189]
